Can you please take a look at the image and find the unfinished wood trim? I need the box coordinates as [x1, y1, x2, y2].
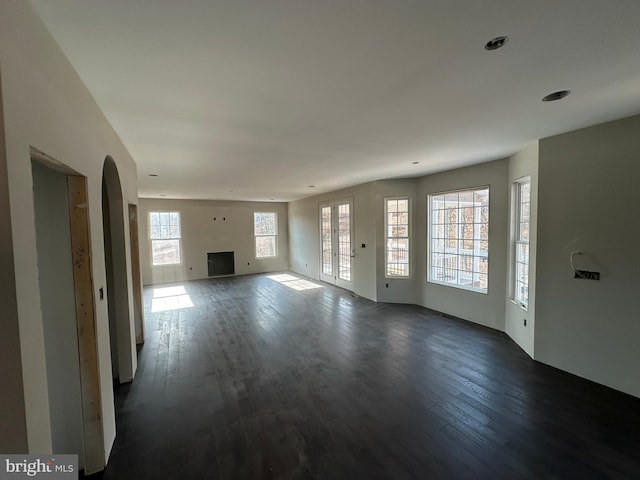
[128, 203, 145, 344]
[67, 175, 105, 474]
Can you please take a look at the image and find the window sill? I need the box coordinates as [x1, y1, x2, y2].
[510, 299, 528, 312]
[427, 278, 488, 295]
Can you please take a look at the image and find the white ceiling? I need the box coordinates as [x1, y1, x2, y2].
[30, 0, 640, 202]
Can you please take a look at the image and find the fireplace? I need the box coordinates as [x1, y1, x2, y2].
[207, 251, 234, 276]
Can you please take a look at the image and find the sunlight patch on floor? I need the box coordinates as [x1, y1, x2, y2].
[267, 274, 323, 291]
[151, 285, 194, 312]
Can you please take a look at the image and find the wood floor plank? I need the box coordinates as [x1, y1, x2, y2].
[87, 273, 640, 479]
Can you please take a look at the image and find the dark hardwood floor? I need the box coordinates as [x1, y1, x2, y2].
[92, 273, 640, 479]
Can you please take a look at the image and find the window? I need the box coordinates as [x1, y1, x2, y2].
[149, 211, 181, 266]
[385, 197, 410, 277]
[320, 205, 332, 275]
[428, 187, 489, 293]
[254, 212, 277, 258]
[513, 178, 531, 308]
[337, 203, 351, 282]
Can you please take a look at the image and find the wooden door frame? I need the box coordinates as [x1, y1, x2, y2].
[128, 203, 144, 344]
[67, 175, 105, 474]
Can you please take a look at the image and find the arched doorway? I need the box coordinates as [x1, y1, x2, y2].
[102, 156, 136, 383]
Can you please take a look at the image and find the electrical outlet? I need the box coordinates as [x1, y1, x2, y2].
[574, 270, 600, 280]
[385, 283, 389, 288]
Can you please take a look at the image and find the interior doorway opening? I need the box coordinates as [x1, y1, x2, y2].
[102, 156, 135, 383]
[31, 150, 105, 474]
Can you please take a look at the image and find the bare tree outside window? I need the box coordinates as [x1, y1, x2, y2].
[149, 211, 181, 265]
[254, 212, 277, 258]
[386, 198, 410, 277]
[513, 179, 530, 308]
[428, 188, 489, 293]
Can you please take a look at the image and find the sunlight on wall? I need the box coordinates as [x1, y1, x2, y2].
[267, 274, 323, 291]
[151, 285, 194, 313]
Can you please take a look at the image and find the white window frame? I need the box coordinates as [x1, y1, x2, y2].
[254, 212, 278, 259]
[427, 186, 490, 294]
[385, 197, 411, 278]
[512, 177, 531, 310]
[149, 211, 182, 266]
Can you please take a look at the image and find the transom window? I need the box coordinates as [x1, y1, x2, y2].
[254, 212, 277, 258]
[513, 178, 531, 308]
[149, 211, 181, 266]
[428, 187, 489, 293]
[385, 197, 410, 277]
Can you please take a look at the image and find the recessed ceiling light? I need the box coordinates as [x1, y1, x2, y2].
[308, 185, 316, 188]
[148, 173, 158, 177]
[542, 90, 571, 102]
[484, 36, 508, 51]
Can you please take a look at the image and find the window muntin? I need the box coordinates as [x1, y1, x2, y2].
[254, 212, 277, 258]
[428, 187, 489, 293]
[385, 198, 410, 277]
[513, 179, 531, 308]
[149, 211, 181, 266]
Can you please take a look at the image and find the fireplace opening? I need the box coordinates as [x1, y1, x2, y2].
[207, 251, 234, 276]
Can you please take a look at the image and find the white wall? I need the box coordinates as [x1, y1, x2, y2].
[289, 183, 377, 301]
[505, 142, 538, 357]
[138, 198, 290, 285]
[32, 162, 85, 468]
[416, 159, 509, 330]
[536, 115, 640, 398]
[1, 0, 139, 463]
[289, 198, 320, 279]
[0, 64, 27, 453]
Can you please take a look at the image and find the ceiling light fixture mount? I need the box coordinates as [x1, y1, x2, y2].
[148, 173, 158, 177]
[484, 36, 508, 51]
[542, 90, 571, 102]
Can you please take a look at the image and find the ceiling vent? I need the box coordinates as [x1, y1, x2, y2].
[484, 36, 508, 51]
[542, 90, 571, 102]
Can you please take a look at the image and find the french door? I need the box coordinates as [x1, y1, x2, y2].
[319, 198, 354, 290]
